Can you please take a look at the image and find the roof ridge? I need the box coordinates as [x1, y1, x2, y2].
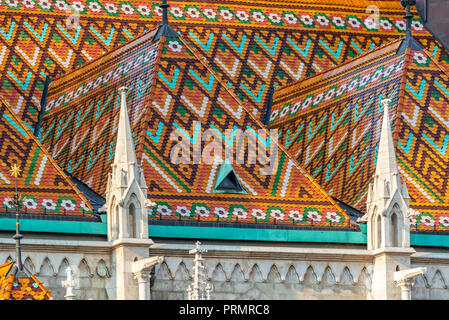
[136, 35, 166, 165]
[422, 47, 449, 78]
[48, 25, 160, 88]
[29, 273, 53, 299]
[274, 38, 402, 101]
[392, 46, 413, 149]
[174, 34, 348, 218]
[0, 96, 94, 212]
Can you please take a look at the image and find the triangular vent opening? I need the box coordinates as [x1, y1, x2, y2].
[213, 162, 248, 194]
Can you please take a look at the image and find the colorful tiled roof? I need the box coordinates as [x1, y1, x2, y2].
[0, 97, 93, 215]
[40, 24, 352, 228]
[0, 261, 53, 300]
[2, 0, 449, 129]
[2, 0, 448, 231]
[271, 38, 449, 232]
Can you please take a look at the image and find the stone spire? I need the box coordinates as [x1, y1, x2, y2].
[114, 87, 137, 170]
[361, 99, 417, 300]
[105, 87, 151, 242]
[105, 88, 156, 300]
[105, 86, 150, 241]
[361, 99, 411, 250]
[374, 99, 400, 191]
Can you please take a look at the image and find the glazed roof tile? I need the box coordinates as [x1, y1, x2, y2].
[40, 27, 352, 228]
[271, 37, 449, 232]
[0, 97, 93, 216]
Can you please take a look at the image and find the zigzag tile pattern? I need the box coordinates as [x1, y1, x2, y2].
[41, 28, 160, 196]
[0, 261, 13, 300]
[0, 0, 446, 127]
[272, 42, 449, 232]
[0, 97, 93, 215]
[144, 35, 349, 226]
[396, 49, 449, 231]
[271, 40, 404, 212]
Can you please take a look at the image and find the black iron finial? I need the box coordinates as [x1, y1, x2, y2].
[10, 164, 23, 272]
[34, 75, 51, 138]
[401, 0, 416, 39]
[397, 0, 422, 53]
[13, 210, 23, 271]
[153, 0, 178, 41]
[264, 87, 274, 128]
[160, 0, 169, 25]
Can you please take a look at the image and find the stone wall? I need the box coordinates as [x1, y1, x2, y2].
[411, 263, 449, 299]
[149, 244, 449, 300]
[2, 239, 449, 300]
[151, 258, 371, 300]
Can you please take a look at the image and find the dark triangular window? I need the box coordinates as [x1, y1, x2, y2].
[216, 170, 243, 192]
[213, 161, 248, 194]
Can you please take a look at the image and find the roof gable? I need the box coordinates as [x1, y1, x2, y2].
[41, 28, 161, 195]
[142, 34, 351, 226]
[41, 28, 352, 228]
[272, 37, 449, 232]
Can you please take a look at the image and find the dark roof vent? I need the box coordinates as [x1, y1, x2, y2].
[213, 159, 248, 194]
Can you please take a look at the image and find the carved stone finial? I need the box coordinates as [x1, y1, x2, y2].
[61, 266, 78, 300]
[381, 98, 391, 109]
[187, 241, 211, 300]
[144, 199, 156, 208]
